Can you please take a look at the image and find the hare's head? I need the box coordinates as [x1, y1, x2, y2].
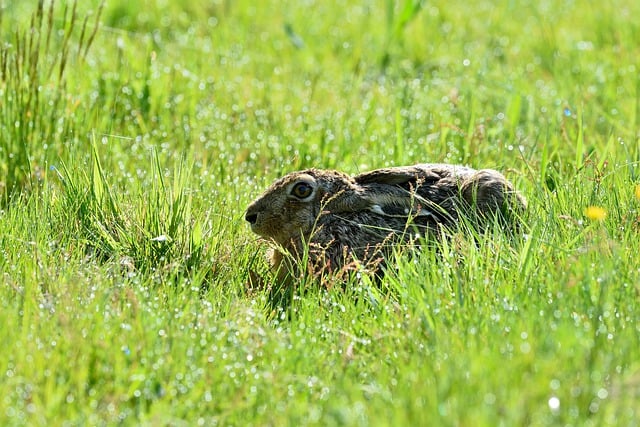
[245, 165, 454, 247]
[245, 169, 367, 246]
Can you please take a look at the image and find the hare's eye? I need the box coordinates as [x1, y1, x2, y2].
[291, 182, 313, 199]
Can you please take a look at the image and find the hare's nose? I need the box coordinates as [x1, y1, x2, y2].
[245, 212, 258, 224]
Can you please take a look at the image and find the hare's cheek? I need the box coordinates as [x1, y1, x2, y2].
[289, 209, 315, 231]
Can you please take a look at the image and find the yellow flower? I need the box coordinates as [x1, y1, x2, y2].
[585, 206, 607, 221]
[635, 184, 640, 200]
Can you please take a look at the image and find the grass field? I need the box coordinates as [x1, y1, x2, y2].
[1, 0, 639, 425]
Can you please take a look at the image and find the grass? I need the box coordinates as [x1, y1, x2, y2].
[1, 0, 639, 425]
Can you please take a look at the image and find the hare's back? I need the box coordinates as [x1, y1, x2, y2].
[354, 163, 476, 186]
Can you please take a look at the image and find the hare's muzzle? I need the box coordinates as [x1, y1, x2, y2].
[245, 201, 264, 233]
[245, 212, 258, 225]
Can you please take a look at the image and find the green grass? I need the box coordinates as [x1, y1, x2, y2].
[1, 0, 640, 424]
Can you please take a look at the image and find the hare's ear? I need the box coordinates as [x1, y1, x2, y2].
[363, 187, 440, 218]
[354, 165, 440, 187]
[326, 166, 442, 217]
[319, 180, 411, 216]
[351, 166, 442, 218]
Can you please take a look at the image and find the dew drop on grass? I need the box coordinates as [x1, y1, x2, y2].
[548, 396, 560, 410]
[484, 393, 496, 405]
[597, 388, 608, 399]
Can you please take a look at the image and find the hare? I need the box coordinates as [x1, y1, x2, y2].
[245, 163, 525, 285]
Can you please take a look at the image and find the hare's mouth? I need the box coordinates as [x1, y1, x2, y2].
[248, 221, 264, 235]
[246, 223, 262, 240]
[246, 220, 272, 239]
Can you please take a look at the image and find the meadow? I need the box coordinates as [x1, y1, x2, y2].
[1, 0, 639, 425]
